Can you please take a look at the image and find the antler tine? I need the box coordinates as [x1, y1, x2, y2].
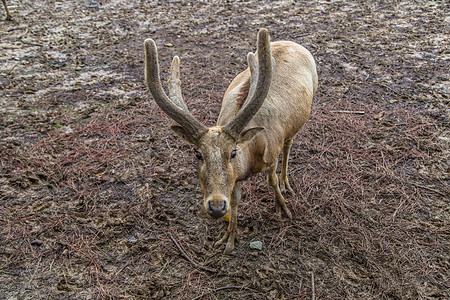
[168, 56, 188, 111]
[144, 39, 206, 142]
[242, 52, 258, 111]
[223, 28, 273, 138]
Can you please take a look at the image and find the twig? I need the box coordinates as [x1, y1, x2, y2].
[192, 286, 257, 300]
[13, 30, 44, 47]
[311, 272, 315, 300]
[28, 254, 42, 285]
[20, 39, 44, 47]
[392, 199, 405, 219]
[113, 261, 130, 279]
[411, 182, 447, 197]
[169, 233, 216, 273]
[7, 62, 20, 75]
[17, 29, 29, 39]
[330, 110, 365, 114]
[294, 33, 310, 38]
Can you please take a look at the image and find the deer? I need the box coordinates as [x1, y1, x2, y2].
[144, 28, 317, 254]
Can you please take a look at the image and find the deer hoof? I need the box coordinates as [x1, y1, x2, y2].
[275, 202, 292, 219]
[280, 181, 295, 196]
[214, 230, 236, 254]
[223, 240, 235, 254]
[283, 207, 292, 219]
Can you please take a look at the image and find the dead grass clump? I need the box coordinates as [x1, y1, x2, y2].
[280, 101, 449, 298]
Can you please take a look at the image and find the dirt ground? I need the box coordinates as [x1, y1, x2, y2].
[0, 0, 449, 299]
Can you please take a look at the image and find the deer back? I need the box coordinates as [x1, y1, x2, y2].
[218, 41, 318, 172]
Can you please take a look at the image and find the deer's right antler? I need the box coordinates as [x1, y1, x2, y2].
[144, 39, 207, 143]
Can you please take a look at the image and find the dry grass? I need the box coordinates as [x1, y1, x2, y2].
[1, 0, 449, 299]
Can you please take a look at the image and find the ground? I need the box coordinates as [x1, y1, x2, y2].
[0, 0, 449, 299]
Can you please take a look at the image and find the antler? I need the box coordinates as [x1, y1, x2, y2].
[240, 52, 258, 112]
[223, 28, 273, 139]
[144, 39, 207, 142]
[168, 56, 188, 111]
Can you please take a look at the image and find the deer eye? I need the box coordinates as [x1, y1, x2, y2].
[230, 150, 237, 159]
[195, 151, 203, 160]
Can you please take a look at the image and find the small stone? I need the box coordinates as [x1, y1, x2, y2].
[125, 236, 138, 248]
[249, 241, 263, 251]
[31, 239, 43, 246]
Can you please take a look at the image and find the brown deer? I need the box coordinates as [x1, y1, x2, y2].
[144, 29, 317, 254]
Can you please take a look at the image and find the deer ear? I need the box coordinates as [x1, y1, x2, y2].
[171, 125, 197, 145]
[238, 127, 264, 143]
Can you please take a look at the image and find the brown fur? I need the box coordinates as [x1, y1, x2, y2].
[235, 77, 251, 111]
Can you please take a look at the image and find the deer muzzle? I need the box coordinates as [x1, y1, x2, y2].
[207, 195, 228, 219]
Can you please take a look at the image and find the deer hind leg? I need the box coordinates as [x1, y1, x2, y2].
[267, 163, 292, 218]
[280, 138, 295, 196]
[214, 182, 241, 254]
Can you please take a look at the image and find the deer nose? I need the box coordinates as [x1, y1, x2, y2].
[208, 200, 227, 219]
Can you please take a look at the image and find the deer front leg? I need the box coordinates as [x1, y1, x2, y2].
[267, 164, 292, 218]
[280, 138, 295, 196]
[214, 182, 241, 254]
